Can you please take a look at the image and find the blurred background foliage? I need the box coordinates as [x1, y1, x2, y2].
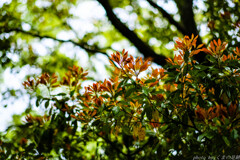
[0, 0, 239, 158]
[0, 0, 239, 76]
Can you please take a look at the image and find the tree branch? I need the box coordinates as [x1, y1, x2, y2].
[130, 136, 155, 156]
[174, 0, 208, 63]
[96, 0, 167, 66]
[174, 0, 201, 43]
[97, 133, 128, 157]
[5, 28, 109, 56]
[146, 0, 187, 35]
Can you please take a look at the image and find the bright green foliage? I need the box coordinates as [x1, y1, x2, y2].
[1, 35, 240, 159]
[1, 0, 240, 159]
[204, 0, 240, 48]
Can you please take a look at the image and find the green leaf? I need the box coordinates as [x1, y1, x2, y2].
[146, 129, 156, 136]
[207, 55, 217, 63]
[125, 87, 135, 97]
[45, 100, 50, 108]
[142, 86, 150, 96]
[112, 106, 120, 115]
[198, 132, 214, 141]
[222, 136, 230, 146]
[122, 106, 131, 114]
[145, 104, 152, 120]
[101, 93, 110, 98]
[70, 89, 75, 97]
[56, 93, 67, 96]
[231, 129, 239, 139]
[122, 126, 131, 135]
[118, 79, 127, 89]
[115, 111, 125, 119]
[159, 124, 168, 132]
[36, 97, 42, 107]
[145, 78, 157, 84]
[175, 72, 181, 83]
[194, 65, 209, 71]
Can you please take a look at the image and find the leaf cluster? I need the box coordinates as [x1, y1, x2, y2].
[1, 35, 240, 159]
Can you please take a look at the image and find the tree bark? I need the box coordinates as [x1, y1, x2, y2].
[174, 0, 207, 63]
[97, 0, 167, 66]
[174, 0, 201, 42]
[146, 0, 187, 36]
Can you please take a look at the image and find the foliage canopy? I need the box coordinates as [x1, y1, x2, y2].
[0, 0, 240, 159]
[1, 35, 240, 159]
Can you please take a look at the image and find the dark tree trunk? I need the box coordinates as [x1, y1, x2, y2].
[97, 0, 167, 66]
